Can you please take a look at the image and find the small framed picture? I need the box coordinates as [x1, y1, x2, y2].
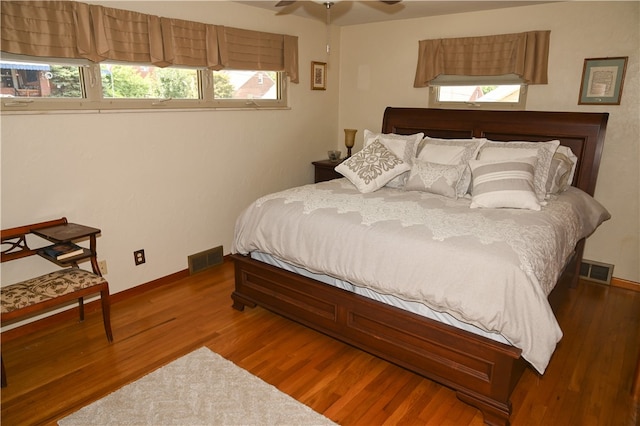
[311, 61, 327, 90]
[578, 57, 628, 105]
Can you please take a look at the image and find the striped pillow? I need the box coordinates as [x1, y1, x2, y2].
[469, 156, 541, 210]
[477, 139, 560, 202]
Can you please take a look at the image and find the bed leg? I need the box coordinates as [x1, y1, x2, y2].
[456, 391, 511, 426]
[231, 291, 256, 312]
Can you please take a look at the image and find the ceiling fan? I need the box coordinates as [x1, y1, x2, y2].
[274, 1, 404, 25]
[274, 1, 402, 54]
[275, 1, 401, 6]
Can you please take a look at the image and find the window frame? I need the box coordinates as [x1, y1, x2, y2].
[427, 74, 528, 110]
[1, 56, 289, 112]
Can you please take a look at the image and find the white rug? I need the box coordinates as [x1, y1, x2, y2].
[58, 347, 336, 425]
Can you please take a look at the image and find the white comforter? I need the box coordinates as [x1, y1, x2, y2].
[232, 179, 610, 373]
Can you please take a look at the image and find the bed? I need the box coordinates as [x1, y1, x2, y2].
[230, 107, 609, 426]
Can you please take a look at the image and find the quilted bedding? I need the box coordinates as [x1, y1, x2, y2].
[232, 178, 610, 373]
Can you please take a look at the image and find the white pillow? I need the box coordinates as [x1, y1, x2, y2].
[417, 137, 487, 197]
[469, 156, 541, 210]
[363, 129, 424, 188]
[558, 145, 578, 185]
[404, 161, 465, 199]
[335, 139, 411, 193]
[478, 139, 560, 202]
[546, 145, 578, 195]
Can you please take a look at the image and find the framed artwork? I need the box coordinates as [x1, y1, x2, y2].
[311, 61, 327, 90]
[578, 57, 628, 105]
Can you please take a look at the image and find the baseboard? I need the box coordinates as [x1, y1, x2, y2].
[110, 269, 190, 304]
[0, 262, 208, 343]
[610, 277, 640, 292]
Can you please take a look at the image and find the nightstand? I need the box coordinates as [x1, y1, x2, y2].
[312, 159, 343, 183]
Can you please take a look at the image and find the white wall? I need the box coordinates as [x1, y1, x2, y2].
[338, 1, 640, 284]
[1, 1, 340, 295]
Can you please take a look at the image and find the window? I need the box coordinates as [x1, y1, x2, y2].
[0, 57, 287, 111]
[1, 60, 83, 99]
[100, 64, 199, 100]
[1, 1, 298, 111]
[210, 70, 283, 107]
[427, 75, 527, 110]
[429, 84, 528, 110]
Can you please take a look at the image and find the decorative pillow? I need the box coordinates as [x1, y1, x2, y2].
[417, 137, 487, 197]
[404, 161, 465, 199]
[363, 129, 424, 188]
[335, 139, 410, 193]
[477, 139, 560, 202]
[545, 145, 578, 195]
[469, 156, 541, 210]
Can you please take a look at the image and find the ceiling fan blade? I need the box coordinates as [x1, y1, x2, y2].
[275, 1, 296, 7]
[379, 1, 402, 4]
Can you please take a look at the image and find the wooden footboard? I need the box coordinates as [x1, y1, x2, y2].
[231, 253, 527, 426]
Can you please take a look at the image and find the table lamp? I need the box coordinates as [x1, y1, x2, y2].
[344, 129, 357, 158]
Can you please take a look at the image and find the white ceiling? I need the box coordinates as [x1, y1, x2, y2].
[235, 1, 556, 26]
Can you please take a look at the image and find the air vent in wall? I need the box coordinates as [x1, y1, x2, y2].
[188, 245, 223, 275]
[579, 259, 614, 285]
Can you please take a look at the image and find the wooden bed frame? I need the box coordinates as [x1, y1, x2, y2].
[231, 107, 609, 426]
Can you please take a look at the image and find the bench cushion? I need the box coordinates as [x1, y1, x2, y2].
[1, 269, 107, 314]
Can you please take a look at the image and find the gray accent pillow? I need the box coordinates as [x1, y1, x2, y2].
[417, 137, 487, 197]
[404, 161, 466, 199]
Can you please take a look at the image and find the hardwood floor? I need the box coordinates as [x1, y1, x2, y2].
[1, 259, 638, 425]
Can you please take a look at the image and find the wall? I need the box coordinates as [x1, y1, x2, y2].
[337, 1, 640, 284]
[0, 1, 340, 298]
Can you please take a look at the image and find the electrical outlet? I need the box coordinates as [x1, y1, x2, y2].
[98, 260, 108, 275]
[134, 249, 145, 265]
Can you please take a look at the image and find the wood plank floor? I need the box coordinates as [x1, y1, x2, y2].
[1, 259, 639, 425]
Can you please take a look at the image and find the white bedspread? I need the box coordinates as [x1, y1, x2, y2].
[232, 179, 610, 373]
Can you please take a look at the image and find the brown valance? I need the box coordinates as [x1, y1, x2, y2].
[160, 17, 222, 69]
[217, 26, 299, 83]
[0, 0, 298, 82]
[414, 30, 550, 87]
[89, 5, 163, 65]
[0, 1, 97, 61]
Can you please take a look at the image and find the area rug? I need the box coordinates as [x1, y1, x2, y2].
[58, 347, 336, 425]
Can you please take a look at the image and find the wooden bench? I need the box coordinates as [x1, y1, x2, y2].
[1, 217, 113, 387]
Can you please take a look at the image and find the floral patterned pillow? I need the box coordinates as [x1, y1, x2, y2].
[363, 129, 424, 189]
[335, 140, 410, 193]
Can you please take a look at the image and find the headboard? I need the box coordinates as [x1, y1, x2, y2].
[381, 107, 609, 196]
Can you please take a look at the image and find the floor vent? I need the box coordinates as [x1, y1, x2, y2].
[188, 245, 223, 275]
[579, 259, 614, 285]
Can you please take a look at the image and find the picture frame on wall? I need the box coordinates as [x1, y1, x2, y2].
[578, 56, 628, 105]
[311, 61, 327, 90]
